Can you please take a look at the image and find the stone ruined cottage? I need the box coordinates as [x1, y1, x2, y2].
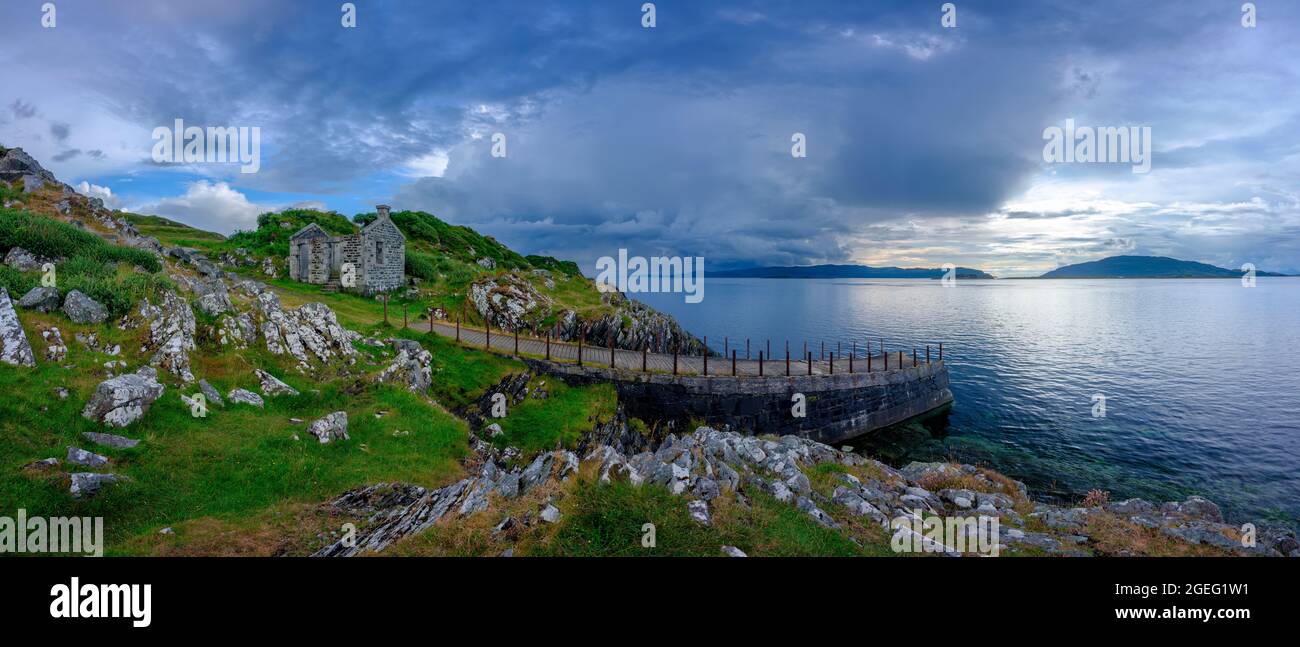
[288, 205, 405, 293]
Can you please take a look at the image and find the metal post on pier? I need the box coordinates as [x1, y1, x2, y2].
[731, 350, 737, 376]
[820, 341, 824, 361]
[926, 345, 931, 364]
[898, 350, 904, 368]
[807, 351, 813, 375]
[913, 348, 917, 367]
[759, 351, 764, 377]
[643, 341, 649, 372]
[702, 337, 707, 375]
[746, 338, 750, 360]
[785, 341, 790, 376]
[849, 343, 854, 374]
[673, 344, 679, 375]
[545, 332, 550, 360]
[867, 351, 872, 373]
[939, 342, 943, 362]
[884, 348, 888, 370]
[830, 352, 834, 375]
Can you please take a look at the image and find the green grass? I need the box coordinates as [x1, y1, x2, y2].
[1, 206, 161, 272]
[122, 213, 225, 248]
[0, 330, 470, 555]
[493, 380, 616, 452]
[535, 479, 888, 557]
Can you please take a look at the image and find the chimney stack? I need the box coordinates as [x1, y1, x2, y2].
[376, 204, 391, 220]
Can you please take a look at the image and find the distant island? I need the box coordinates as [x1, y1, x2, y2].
[711, 264, 996, 280]
[1037, 255, 1290, 279]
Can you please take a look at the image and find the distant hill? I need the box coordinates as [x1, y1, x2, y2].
[711, 263, 995, 280]
[1039, 255, 1290, 279]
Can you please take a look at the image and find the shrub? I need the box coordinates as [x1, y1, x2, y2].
[405, 251, 437, 281]
[0, 208, 161, 272]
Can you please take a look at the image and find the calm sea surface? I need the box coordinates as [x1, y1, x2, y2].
[638, 278, 1300, 525]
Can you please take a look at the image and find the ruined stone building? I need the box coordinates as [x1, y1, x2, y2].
[289, 205, 406, 293]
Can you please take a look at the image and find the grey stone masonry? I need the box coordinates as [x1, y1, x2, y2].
[521, 357, 954, 446]
[288, 205, 405, 294]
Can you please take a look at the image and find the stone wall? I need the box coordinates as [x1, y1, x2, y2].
[360, 218, 405, 293]
[521, 358, 954, 445]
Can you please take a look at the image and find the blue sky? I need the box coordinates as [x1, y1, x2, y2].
[2, 0, 1298, 276]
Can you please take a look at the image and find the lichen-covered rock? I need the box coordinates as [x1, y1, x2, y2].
[469, 275, 551, 331]
[255, 369, 299, 396]
[139, 291, 196, 382]
[308, 411, 349, 444]
[81, 366, 165, 428]
[70, 472, 128, 498]
[255, 292, 356, 371]
[17, 286, 61, 312]
[40, 325, 67, 362]
[375, 344, 432, 392]
[198, 379, 224, 407]
[62, 289, 109, 324]
[0, 288, 36, 367]
[194, 278, 233, 316]
[66, 446, 109, 468]
[216, 312, 257, 348]
[3, 246, 50, 271]
[227, 388, 264, 408]
[81, 431, 140, 449]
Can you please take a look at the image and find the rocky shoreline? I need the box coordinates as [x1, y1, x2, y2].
[315, 375, 1300, 557]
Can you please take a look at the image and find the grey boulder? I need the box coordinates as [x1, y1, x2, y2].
[63, 289, 109, 324]
[17, 286, 61, 313]
[81, 367, 164, 428]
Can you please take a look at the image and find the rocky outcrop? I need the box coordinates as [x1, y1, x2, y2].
[375, 339, 432, 392]
[81, 431, 140, 449]
[0, 146, 66, 193]
[167, 247, 221, 278]
[70, 472, 128, 498]
[255, 292, 356, 371]
[63, 289, 109, 324]
[216, 312, 257, 348]
[39, 325, 66, 362]
[256, 369, 299, 397]
[81, 366, 165, 428]
[307, 411, 349, 444]
[469, 274, 551, 331]
[227, 388, 264, 408]
[17, 286, 61, 313]
[4, 246, 51, 271]
[0, 288, 36, 367]
[193, 277, 233, 316]
[139, 291, 196, 382]
[317, 418, 1296, 558]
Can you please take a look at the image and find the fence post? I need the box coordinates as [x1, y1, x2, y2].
[545, 332, 550, 360]
[807, 351, 812, 375]
[577, 332, 583, 366]
[515, 327, 520, 355]
[820, 341, 824, 361]
[899, 350, 903, 368]
[673, 343, 678, 375]
[485, 318, 491, 350]
[383, 294, 388, 325]
[913, 348, 917, 367]
[785, 341, 790, 376]
[428, 309, 434, 333]
[731, 350, 737, 376]
[455, 317, 460, 342]
[609, 333, 615, 368]
[939, 342, 943, 362]
[643, 341, 649, 372]
[884, 348, 888, 370]
[702, 337, 707, 375]
[830, 352, 834, 375]
[868, 351, 872, 373]
[849, 344, 854, 374]
[746, 338, 750, 360]
[759, 351, 764, 377]
[927, 345, 931, 364]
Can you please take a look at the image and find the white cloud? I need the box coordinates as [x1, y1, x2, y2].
[75, 181, 122, 210]
[132, 181, 266, 234]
